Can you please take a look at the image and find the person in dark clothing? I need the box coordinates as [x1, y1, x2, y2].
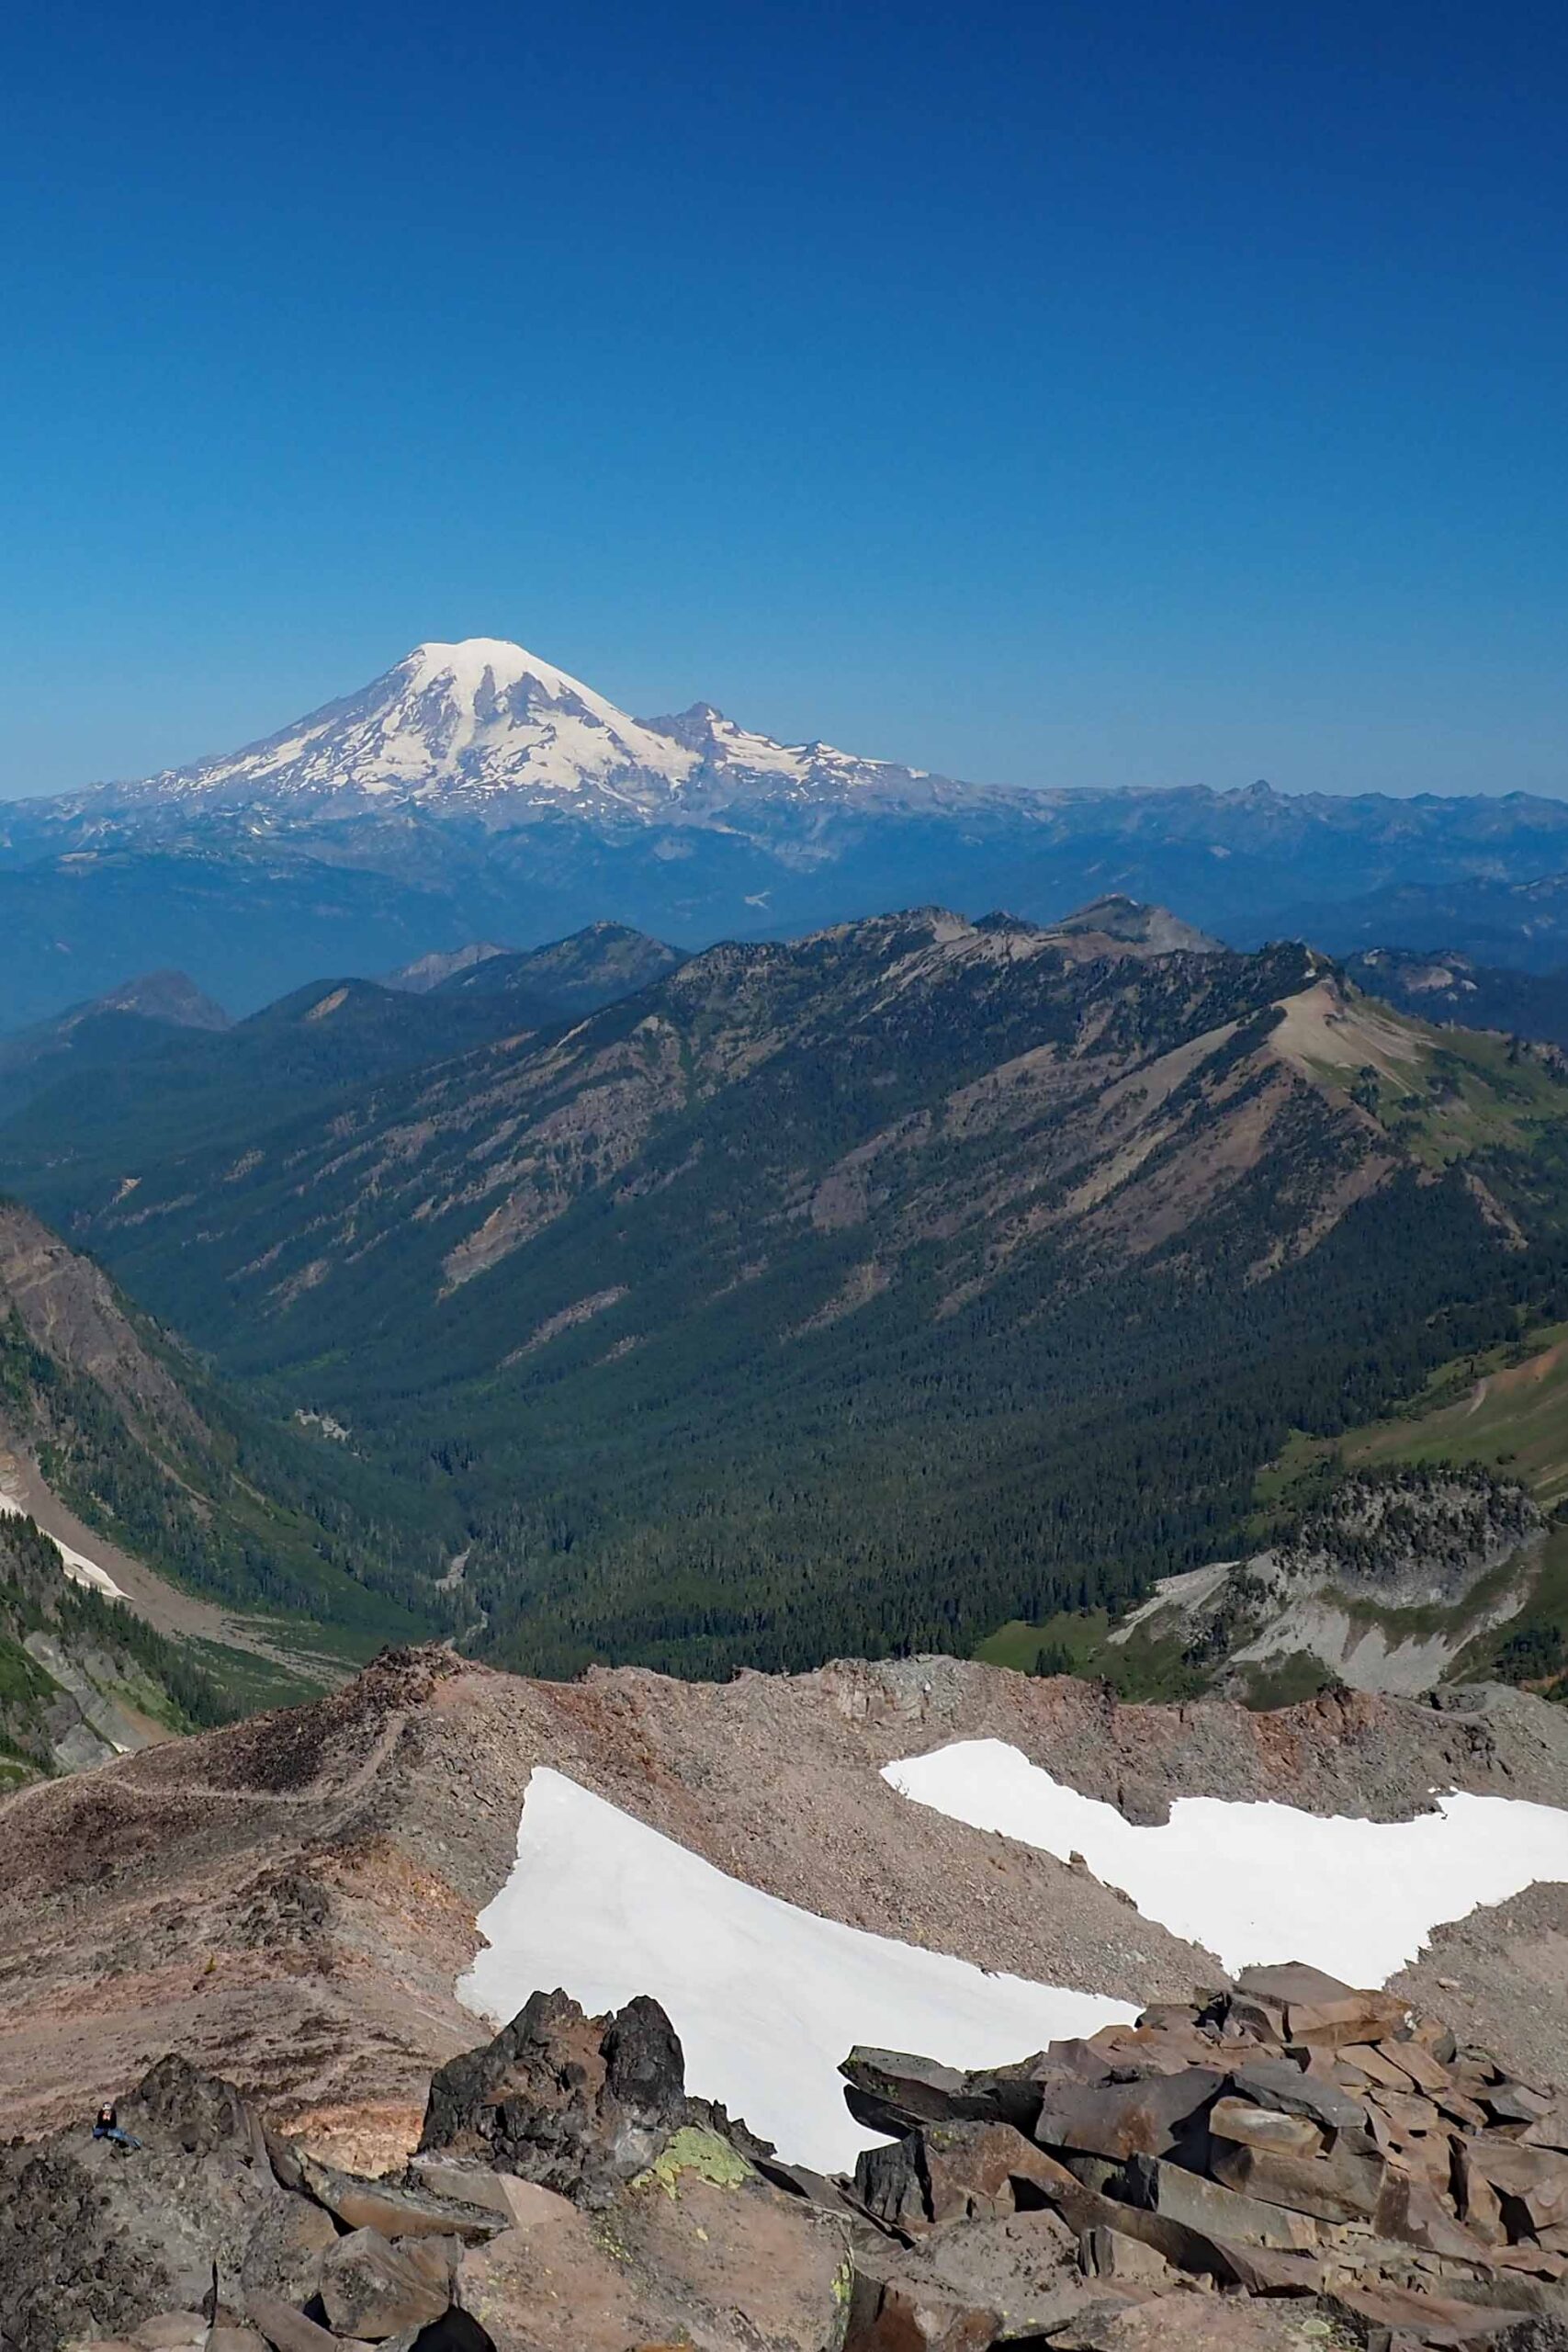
[93, 2102, 141, 2150]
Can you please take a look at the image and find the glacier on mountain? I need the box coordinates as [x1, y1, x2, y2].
[65, 637, 943, 828]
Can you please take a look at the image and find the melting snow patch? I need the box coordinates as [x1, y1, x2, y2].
[0, 1490, 126, 1600]
[459, 1767, 1135, 2172]
[885, 1738, 1568, 1984]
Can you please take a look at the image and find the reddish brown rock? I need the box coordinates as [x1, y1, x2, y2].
[1050, 2290, 1343, 2349]
[455, 2155, 851, 2351]
[855, 2120, 1066, 2233]
[1078, 2226, 1178, 2287]
[299, 2153, 500, 2243]
[1394, 2038, 1461, 2097]
[1340, 2042, 1425, 2091]
[1458, 2144, 1510, 2247]
[1034, 2070, 1224, 2162]
[844, 2276, 1000, 2350]
[239, 2192, 339, 2305]
[1470, 2136, 1568, 2233]
[1328, 2278, 1534, 2345]
[1225, 2056, 1369, 2136]
[1375, 2168, 1495, 2262]
[1211, 2135, 1386, 2222]
[1234, 1964, 1358, 2007]
[1122, 2154, 1320, 2253]
[243, 2297, 348, 2352]
[1282, 1990, 1410, 2049]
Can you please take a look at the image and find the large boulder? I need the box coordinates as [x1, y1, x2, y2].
[1033, 2070, 1224, 2162]
[121, 2055, 268, 2163]
[845, 2209, 1119, 2344]
[0, 2146, 176, 2352]
[242, 2299, 347, 2352]
[852, 2120, 1068, 2234]
[317, 2228, 450, 2339]
[237, 2195, 339, 2306]
[421, 1988, 745, 2205]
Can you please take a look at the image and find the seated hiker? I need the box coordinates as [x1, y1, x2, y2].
[93, 2102, 141, 2150]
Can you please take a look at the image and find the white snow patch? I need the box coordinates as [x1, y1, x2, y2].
[459, 1767, 1136, 2172]
[0, 1489, 126, 1599]
[885, 1739, 1568, 1985]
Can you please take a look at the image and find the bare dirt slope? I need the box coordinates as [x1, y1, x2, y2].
[4, 1647, 1567, 2173]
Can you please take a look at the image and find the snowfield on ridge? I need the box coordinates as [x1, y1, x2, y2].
[458, 1766, 1135, 2171]
[885, 1736, 1568, 1982]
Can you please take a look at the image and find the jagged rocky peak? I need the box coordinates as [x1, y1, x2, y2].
[384, 941, 512, 993]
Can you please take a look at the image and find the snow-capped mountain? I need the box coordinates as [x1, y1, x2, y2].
[48, 638, 980, 834]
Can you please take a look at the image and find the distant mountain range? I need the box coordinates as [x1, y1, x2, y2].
[0, 921, 682, 1144]
[5, 636, 1568, 1024]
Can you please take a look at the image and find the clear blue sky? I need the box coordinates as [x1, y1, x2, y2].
[2, 0, 1564, 798]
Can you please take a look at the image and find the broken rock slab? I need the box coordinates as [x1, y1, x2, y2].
[1226, 2057, 1370, 2137]
[840, 2047, 1023, 2141]
[1210, 2098, 1325, 2159]
[238, 2192, 339, 2306]
[299, 2153, 501, 2244]
[853, 2119, 1067, 2233]
[243, 2296, 348, 2352]
[843, 2276, 1000, 2351]
[1212, 2135, 1386, 2223]
[318, 2228, 450, 2341]
[1033, 2069, 1225, 2161]
[860, 2206, 1092, 2337]
[407, 2154, 575, 2231]
[1122, 2154, 1320, 2254]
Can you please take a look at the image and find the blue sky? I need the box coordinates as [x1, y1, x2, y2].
[2, 0, 1564, 798]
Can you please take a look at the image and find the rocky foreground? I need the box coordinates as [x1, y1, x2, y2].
[9, 1964, 1568, 2352]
